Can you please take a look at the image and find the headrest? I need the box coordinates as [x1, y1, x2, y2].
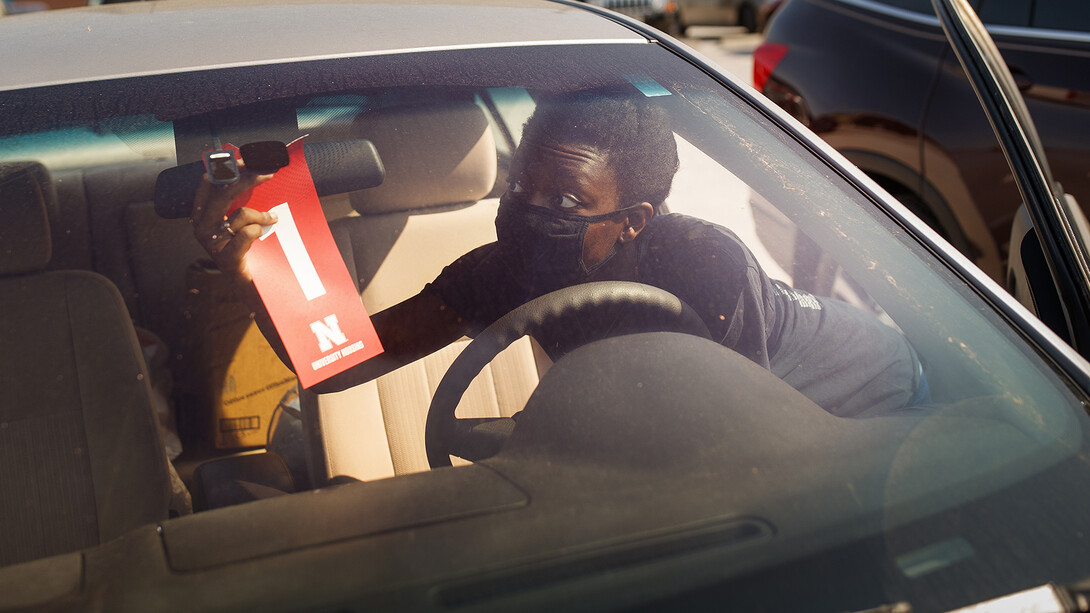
[350, 101, 497, 215]
[0, 162, 52, 276]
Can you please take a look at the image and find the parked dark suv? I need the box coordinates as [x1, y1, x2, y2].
[757, 0, 1090, 281]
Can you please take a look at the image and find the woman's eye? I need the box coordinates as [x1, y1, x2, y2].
[558, 194, 580, 209]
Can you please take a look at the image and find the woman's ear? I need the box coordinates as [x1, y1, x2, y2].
[619, 202, 655, 243]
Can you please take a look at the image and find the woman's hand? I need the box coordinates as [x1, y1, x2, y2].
[190, 165, 278, 282]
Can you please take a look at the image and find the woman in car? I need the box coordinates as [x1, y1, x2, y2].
[192, 92, 927, 416]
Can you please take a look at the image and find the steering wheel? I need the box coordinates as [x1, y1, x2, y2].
[424, 281, 711, 468]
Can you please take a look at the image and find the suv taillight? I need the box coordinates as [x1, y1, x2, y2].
[753, 42, 788, 93]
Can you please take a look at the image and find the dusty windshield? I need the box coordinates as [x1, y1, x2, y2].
[2, 41, 1086, 581]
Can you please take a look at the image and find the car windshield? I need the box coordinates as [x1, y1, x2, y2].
[3, 37, 1089, 610]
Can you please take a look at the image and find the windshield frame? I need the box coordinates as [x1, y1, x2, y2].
[7, 28, 1090, 613]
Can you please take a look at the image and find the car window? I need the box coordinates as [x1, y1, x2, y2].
[6, 40, 1082, 486]
[4, 38, 1090, 605]
[0, 114, 175, 170]
[977, 0, 1032, 27]
[868, 0, 1090, 34]
[1031, 0, 1090, 32]
[978, 0, 1090, 32]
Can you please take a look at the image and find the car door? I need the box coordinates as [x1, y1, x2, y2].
[976, 0, 1090, 219]
[932, 0, 1090, 357]
[923, 0, 1090, 280]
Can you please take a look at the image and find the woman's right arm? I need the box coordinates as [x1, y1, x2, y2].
[190, 169, 470, 394]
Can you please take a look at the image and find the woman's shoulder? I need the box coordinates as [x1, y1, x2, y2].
[641, 213, 754, 262]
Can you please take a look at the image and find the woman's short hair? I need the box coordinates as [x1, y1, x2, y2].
[521, 92, 679, 207]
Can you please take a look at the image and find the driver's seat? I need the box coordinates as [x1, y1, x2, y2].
[301, 99, 545, 483]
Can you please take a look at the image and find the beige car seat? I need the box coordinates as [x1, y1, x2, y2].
[0, 162, 172, 567]
[300, 99, 544, 483]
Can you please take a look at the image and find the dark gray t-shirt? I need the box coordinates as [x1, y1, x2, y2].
[427, 213, 921, 415]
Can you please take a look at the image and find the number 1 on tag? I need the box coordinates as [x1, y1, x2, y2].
[261, 202, 327, 301]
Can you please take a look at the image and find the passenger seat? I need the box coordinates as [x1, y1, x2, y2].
[0, 162, 173, 567]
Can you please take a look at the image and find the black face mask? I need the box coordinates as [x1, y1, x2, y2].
[495, 197, 634, 294]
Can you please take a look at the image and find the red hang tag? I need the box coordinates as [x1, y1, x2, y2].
[226, 138, 383, 388]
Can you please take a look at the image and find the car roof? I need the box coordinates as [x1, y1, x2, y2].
[0, 0, 647, 92]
